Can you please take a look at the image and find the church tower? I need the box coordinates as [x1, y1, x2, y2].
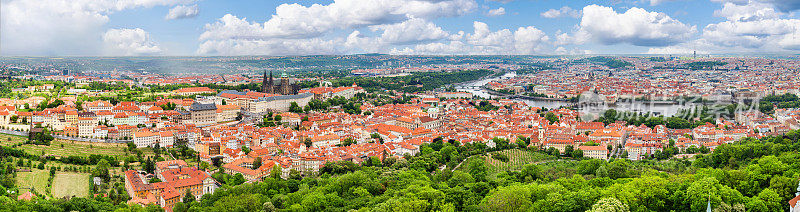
[280, 71, 290, 95]
[268, 71, 274, 93]
[261, 71, 268, 93]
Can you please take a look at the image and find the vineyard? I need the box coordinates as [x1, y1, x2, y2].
[479, 149, 555, 174]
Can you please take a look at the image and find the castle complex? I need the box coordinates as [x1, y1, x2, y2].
[261, 71, 299, 95]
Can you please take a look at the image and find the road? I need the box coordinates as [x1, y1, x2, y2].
[1, 129, 130, 144]
[0, 129, 28, 137]
[52, 135, 131, 144]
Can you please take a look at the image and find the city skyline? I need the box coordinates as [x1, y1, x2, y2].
[2, 0, 800, 56]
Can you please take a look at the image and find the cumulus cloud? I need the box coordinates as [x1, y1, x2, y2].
[541, 6, 580, 18]
[487, 7, 506, 17]
[576, 5, 696, 46]
[650, 1, 800, 53]
[102, 28, 163, 55]
[198, 0, 477, 55]
[390, 21, 552, 55]
[714, 1, 780, 21]
[370, 18, 449, 45]
[165, 4, 199, 20]
[199, 0, 476, 41]
[0, 0, 195, 55]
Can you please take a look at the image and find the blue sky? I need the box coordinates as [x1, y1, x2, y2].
[2, 0, 800, 56]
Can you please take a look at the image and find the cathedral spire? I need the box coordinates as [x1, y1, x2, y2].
[261, 70, 268, 92]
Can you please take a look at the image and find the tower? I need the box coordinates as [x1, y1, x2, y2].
[268, 71, 274, 94]
[261, 71, 268, 92]
[280, 71, 290, 95]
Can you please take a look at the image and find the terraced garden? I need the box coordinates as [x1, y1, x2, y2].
[0, 133, 27, 147]
[481, 149, 555, 173]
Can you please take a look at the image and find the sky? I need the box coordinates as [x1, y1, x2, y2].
[1, 0, 800, 56]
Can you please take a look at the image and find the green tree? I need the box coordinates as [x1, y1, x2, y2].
[252, 157, 262, 170]
[479, 184, 532, 212]
[93, 159, 111, 180]
[588, 198, 629, 212]
[183, 188, 195, 205]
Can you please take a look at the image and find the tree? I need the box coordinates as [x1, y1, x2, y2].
[173, 202, 188, 212]
[263, 202, 276, 212]
[289, 102, 303, 113]
[468, 159, 487, 182]
[93, 159, 111, 180]
[182, 188, 195, 205]
[253, 157, 262, 170]
[571, 149, 584, 158]
[270, 164, 281, 179]
[713, 202, 745, 212]
[144, 157, 156, 174]
[479, 184, 532, 211]
[545, 112, 558, 124]
[565, 145, 574, 156]
[589, 198, 629, 212]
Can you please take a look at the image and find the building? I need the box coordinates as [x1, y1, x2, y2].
[133, 130, 159, 148]
[189, 102, 217, 126]
[222, 157, 276, 181]
[262, 71, 299, 95]
[248, 93, 313, 113]
[216, 104, 241, 122]
[789, 181, 800, 212]
[172, 87, 215, 96]
[579, 145, 609, 160]
[124, 160, 218, 211]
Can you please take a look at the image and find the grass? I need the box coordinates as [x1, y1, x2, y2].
[0, 133, 27, 147]
[52, 172, 90, 198]
[16, 169, 50, 196]
[18, 139, 135, 158]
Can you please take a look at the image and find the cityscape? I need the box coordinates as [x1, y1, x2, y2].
[2, 0, 800, 212]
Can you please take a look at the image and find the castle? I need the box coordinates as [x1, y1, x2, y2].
[261, 71, 299, 95]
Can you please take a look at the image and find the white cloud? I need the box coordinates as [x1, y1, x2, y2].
[541, 6, 580, 18]
[390, 21, 553, 55]
[487, 7, 506, 17]
[199, 0, 476, 41]
[370, 18, 449, 44]
[714, 1, 781, 21]
[576, 5, 696, 46]
[650, 1, 800, 53]
[102, 28, 163, 55]
[198, 0, 477, 55]
[0, 0, 195, 55]
[165, 4, 199, 20]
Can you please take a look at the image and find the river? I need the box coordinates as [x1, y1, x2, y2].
[456, 72, 698, 117]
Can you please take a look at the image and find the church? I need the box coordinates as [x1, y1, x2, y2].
[261, 71, 299, 95]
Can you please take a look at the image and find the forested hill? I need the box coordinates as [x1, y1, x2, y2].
[3, 130, 800, 212]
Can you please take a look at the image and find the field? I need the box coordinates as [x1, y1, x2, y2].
[16, 169, 50, 196]
[0, 133, 27, 147]
[480, 149, 555, 174]
[52, 172, 90, 198]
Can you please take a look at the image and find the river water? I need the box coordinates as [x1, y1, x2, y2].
[456, 72, 698, 117]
